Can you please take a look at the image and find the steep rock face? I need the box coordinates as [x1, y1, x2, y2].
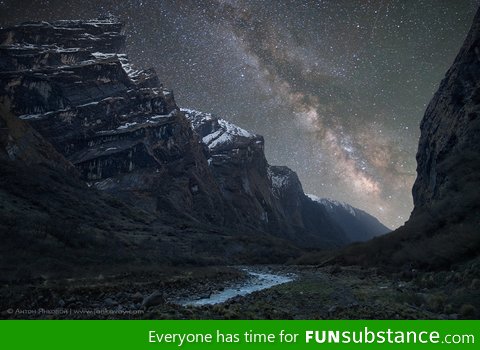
[184, 108, 271, 230]
[335, 10, 480, 269]
[185, 110, 298, 240]
[412, 9, 480, 213]
[269, 165, 307, 233]
[268, 166, 354, 246]
[184, 109, 389, 247]
[184, 109, 294, 237]
[0, 18, 125, 54]
[0, 18, 227, 222]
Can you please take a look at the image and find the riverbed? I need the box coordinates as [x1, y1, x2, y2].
[180, 269, 294, 306]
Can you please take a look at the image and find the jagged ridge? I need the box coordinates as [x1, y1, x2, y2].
[0, 18, 388, 250]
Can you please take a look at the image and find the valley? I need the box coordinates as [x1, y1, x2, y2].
[0, 7, 479, 321]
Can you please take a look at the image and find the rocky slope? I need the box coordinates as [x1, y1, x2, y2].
[0, 18, 388, 252]
[0, 99, 153, 280]
[0, 98, 74, 172]
[333, 8, 480, 269]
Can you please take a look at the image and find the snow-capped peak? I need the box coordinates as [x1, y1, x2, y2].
[181, 108, 258, 151]
[306, 194, 357, 216]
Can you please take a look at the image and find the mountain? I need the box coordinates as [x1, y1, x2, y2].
[306, 195, 389, 242]
[0, 18, 229, 226]
[0, 101, 304, 281]
[334, 8, 480, 269]
[183, 109, 389, 247]
[0, 100, 156, 280]
[0, 17, 388, 263]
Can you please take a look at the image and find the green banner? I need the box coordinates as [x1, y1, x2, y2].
[0, 320, 478, 350]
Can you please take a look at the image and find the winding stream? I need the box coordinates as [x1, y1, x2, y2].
[180, 270, 294, 306]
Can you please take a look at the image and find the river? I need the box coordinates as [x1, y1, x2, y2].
[180, 269, 294, 306]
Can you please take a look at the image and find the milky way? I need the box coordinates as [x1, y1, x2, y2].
[1, 0, 479, 228]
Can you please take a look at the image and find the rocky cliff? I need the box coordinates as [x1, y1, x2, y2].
[0, 18, 388, 251]
[334, 9, 480, 269]
[0, 18, 228, 225]
[412, 9, 480, 214]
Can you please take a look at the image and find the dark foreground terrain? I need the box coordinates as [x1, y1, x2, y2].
[2, 260, 479, 320]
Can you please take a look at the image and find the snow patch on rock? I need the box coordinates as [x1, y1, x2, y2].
[182, 108, 257, 150]
[307, 194, 357, 216]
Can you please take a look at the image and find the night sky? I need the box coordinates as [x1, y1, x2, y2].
[1, 0, 479, 228]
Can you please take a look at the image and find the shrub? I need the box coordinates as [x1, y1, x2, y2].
[426, 293, 446, 313]
[459, 304, 476, 318]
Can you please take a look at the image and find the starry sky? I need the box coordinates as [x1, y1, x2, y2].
[1, 0, 479, 228]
